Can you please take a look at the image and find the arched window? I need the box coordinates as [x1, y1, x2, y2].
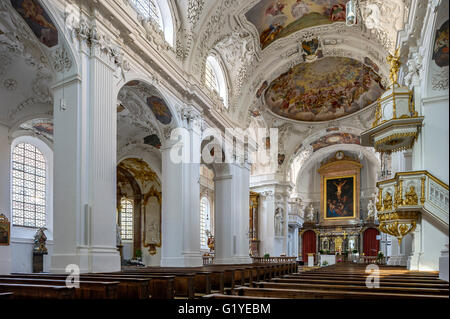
[11, 143, 46, 228]
[120, 198, 134, 240]
[200, 197, 211, 250]
[130, 0, 163, 30]
[205, 56, 228, 109]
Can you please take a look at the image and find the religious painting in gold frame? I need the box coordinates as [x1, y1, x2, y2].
[324, 175, 356, 220]
[143, 187, 162, 255]
[0, 214, 10, 245]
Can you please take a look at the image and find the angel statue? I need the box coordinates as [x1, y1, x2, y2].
[387, 47, 401, 87]
[367, 199, 376, 220]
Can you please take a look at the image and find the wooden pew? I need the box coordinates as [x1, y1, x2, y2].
[124, 266, 225, 294]
[0, 292, 13, 299]
[283, 274, 447, 285]
[289, 273, 445, 282]
[0, 283, 74, 299]
[0, 277, 119, 299]
[10, 273, 157, 299]
[272, 277, 449, 289]
[80, 273, 174, 299]
[121, 269, 212, 296]
[232, 286, 449, 299]
[254, 281, 449, 296]
[117, 272, 195, 299]
[203, 293, 279, 299]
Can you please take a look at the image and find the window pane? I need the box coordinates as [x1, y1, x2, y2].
[11, 143, 47, 228]
[120, 198, 133, 240]
[131, 0, 162, 29]
[205, 60, 219, 93]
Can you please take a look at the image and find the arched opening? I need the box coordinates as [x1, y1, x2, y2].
[10, 135, 53, 273]
[117, 159, 161, 265]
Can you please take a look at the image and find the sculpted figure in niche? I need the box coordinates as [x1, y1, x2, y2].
[367, 199, 376, 219]
[306, 203, 315, 222]
[274, 208, 284, 236]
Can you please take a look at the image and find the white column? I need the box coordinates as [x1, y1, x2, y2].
[408, 219, 423, 270]
[160, 117, 202, 267]
[51, 26, 120, 273]
[51, 75, 88, 273]
[258, 190, 275, 256]
[293, 227, 299, 260]
[214, 164, 233, 264]
[85, 35, 120, 273]
[233, 162, 251, 264]
[0, 124, 11, 274]
[439, 244, 449, 282]
[213, 162, 251, 264]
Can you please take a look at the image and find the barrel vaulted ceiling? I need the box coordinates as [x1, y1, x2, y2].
[182, 0, 412, 127]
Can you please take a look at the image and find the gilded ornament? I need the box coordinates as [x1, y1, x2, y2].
[420, 177, 426, 204]
[383, 191, 393, 210]
[387, 47, 401, 87]
[404, 185, 418, 205]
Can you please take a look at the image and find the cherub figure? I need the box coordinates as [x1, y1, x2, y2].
[387, 47, 401, 86]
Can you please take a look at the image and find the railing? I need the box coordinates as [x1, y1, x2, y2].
[359, 256, 387, 265]
[252, 256, 297, 264]
[376, 170, 449, 229]
[288, 213, 303, 227]
[202, 254, 214, 265]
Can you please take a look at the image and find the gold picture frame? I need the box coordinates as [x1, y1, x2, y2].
[143, 187, 162, 255]
[323, 175, 356, 220]
[0, 214, 10, 246]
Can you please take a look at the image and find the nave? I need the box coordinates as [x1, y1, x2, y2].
[0, 0, 448, 307]
[0, 261, 448, 299]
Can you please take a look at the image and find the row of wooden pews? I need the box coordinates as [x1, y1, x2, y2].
[0, 260, 297, 299]
[205, 263, 449, 299]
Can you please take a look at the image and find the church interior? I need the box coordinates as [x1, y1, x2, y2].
[0, 0, 449, 302]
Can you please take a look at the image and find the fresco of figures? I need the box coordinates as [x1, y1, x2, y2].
[265, 57, 385, 122]
[11, 0, 59, 48]
[311, 133, 360, 152]
[433, 19, 449, 68]
[246, 0, 347, 49]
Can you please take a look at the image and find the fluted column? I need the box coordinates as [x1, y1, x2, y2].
[51, 21, 120, 273]
[213, 161, 251, 264]
[160, 113, 202, 267]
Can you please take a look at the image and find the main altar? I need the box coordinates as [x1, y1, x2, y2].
[299, 152, 380, 264]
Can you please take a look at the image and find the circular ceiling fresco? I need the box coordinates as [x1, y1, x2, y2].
[265, 56, 385, 122]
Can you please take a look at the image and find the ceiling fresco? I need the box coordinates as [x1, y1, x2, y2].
[10, 0, 58, 48]
[265, 56, 385, 122]
[245, 0, 347, 49]
[433, 19, 449, 68]
[124, 81, 173, 125]
[19, 118, 53, 140]
[310, 132, 360, 152]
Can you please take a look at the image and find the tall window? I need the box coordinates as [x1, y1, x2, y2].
[205, 56, 228, 108]
[200, 197, 211, 250]
[120, 198, 134, 240]
[12, 143, 46, 228]
[130, 0, 163, 29]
